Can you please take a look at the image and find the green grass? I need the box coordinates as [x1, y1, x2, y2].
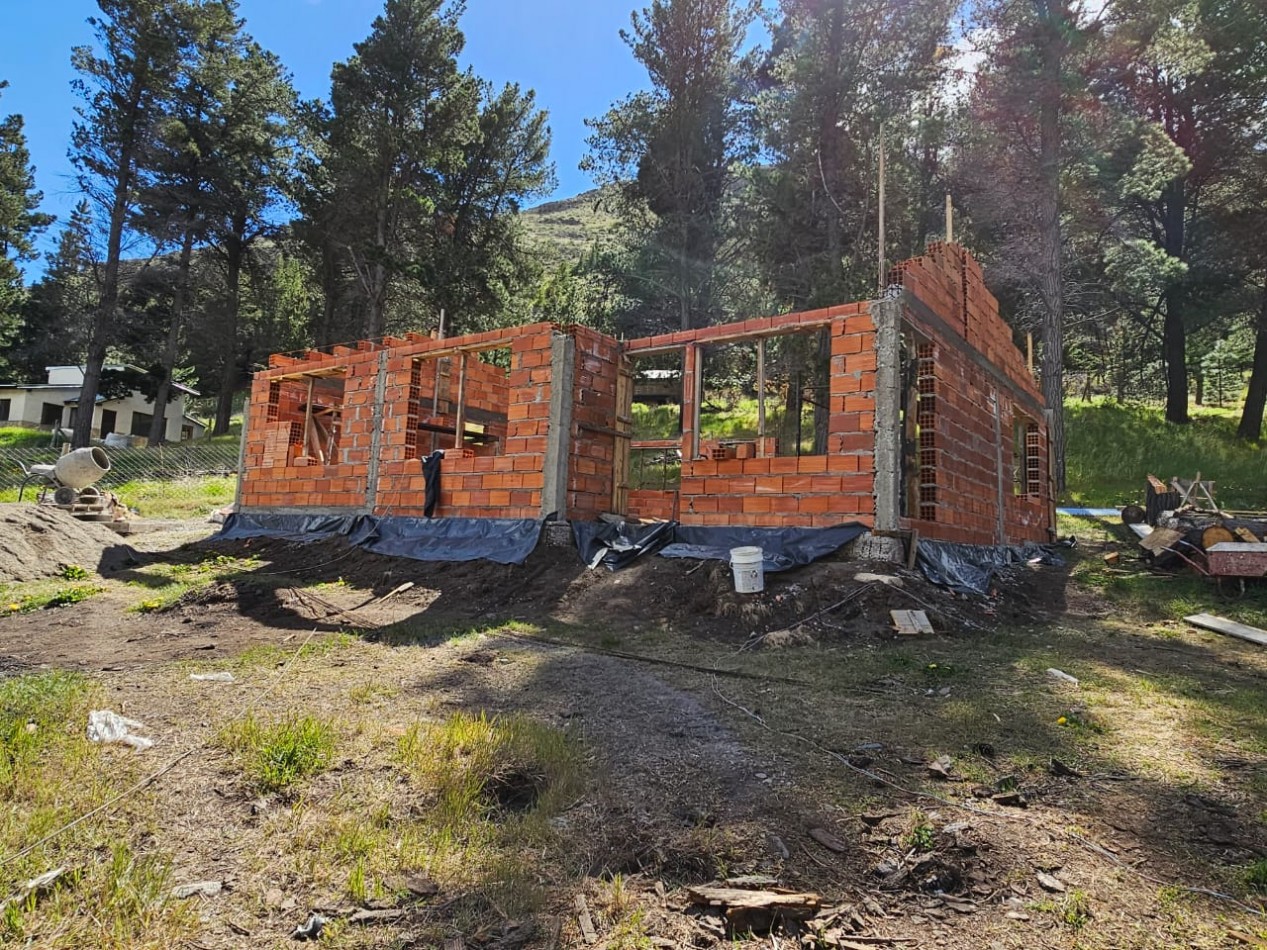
[112, 475, 235, 519]
[0, 426, 53, 449]
[2, 581, 104, 614]
[397, 711, 584, 830]
[0, 671, 197, 946]
[123, 552, 261, 613]
[0, 475, 235, 519]
[217, 712, 337, 792]
[1064, 400, 1266, 509]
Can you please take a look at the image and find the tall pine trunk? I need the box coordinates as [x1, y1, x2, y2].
[213, 215, 244, 435]
[73, 142, 135, 448]
[1238, 286, 1267, 441]
[1036, 0, 1066, 492]
[1161, 179, 1189, 423]
[148, 227, 196, 445]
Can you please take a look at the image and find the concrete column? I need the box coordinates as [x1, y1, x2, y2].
[233, 394, 250, 510]
[541, 332, 575, 519]
[870, 296, 903, 534]
[364, 350, 389, 513]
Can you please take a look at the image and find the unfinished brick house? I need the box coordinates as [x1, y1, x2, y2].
[238, 243, 1054, 547]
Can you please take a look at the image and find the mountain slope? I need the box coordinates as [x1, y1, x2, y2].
[519, 187, 619, 261]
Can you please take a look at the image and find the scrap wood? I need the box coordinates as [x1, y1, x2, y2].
[1184, 613, 1267, 647]
[808, 827, 849, 853]
[1234, 527, 1262, 544]
[1201, 525, 1236, 550]
[574, 894, 597, 945]
[1139, 527, 1184, 554]
[350, 581, 415, 611]
[891, 610, 933, 636]
[288, 588, 378, 629]
[685, 883, 822, 920]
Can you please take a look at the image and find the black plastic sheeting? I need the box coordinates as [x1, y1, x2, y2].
[916, 539, 1066, 596]
[572, 521, 868, 573]
[570, 520, 677, 570]
[217, 512, 543, 565]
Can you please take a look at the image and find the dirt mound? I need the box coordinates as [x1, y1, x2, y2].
[0, 504, 141, 583]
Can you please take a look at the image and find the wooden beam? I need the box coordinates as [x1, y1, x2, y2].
[302, 376, 315, 461]
[756, 338, 766, 438]
[453, 353, 467, 451]
[690, 344, 703, 461]
[625, 316, 836, 356]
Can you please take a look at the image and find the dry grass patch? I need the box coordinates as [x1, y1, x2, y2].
[395, 711, 586, 915]
[0, 671, 196, 947]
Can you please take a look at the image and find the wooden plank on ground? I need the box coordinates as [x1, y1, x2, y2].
[574, 894, 597, 945]
[1139, 527, 1184, 554]
[891, 610, 933, 635]
[1184, 613, 1267, 647]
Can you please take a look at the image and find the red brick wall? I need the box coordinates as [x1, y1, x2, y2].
[241, 342, 381, 510]
[624, 304, 878, 528]
[242, 244, 1052, 543]
[375, 325, 555, 519]
[567, 326, 621, 520]
[893, 242, 1052, 544]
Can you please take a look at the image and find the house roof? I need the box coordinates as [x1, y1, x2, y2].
[44, 364, 201, 397]
[0, 383, 78, 391]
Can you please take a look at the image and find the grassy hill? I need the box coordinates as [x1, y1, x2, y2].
[518, 187, 619, 262]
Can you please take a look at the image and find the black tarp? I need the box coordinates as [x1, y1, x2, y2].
[915, 539, 1065, 596]
[571, 520, 677, 570]
[216, 511, 363, 542]
[572, 520, 868, 573]
[217, 512, 543, 565]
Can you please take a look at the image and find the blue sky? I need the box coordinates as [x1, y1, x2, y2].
[1, 0, 651, 263]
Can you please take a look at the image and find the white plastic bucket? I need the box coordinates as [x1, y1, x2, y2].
[730, 546, 764, 594]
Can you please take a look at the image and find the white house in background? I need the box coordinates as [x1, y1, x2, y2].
[0, 365, 206, 443]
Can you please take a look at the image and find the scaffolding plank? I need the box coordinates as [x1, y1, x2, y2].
[1184, 613, 1267, 647]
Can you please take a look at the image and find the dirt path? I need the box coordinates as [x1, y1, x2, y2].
[3, 520, 1267, 948]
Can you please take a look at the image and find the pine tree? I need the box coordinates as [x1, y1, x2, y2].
[0, 80, 54, 377]
[68, 0, 193, 446]
[583, 0, 758, 332]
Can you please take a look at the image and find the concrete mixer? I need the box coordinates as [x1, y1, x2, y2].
[23, 447, 122, 521]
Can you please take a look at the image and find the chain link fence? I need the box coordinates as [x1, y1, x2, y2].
[0, 442, 241, 521]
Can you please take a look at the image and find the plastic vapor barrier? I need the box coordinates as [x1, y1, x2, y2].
[572, 521, 868, 573]
[218, 512, 543, 565]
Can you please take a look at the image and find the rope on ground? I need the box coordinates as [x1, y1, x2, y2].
[707, 677, 1267, 920]
[488, 628, 816, 687]
[0, 626, 323, 870]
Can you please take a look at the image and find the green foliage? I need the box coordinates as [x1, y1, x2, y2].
[0, 426, 51, 448]
[1244, 859, 1267, 894]
[906, 819, 935, 852]
[59, 565, 90, 581]
[218, 712, 337, 792]
[0, 80, 54, 378]
[6, 584, 103, 613]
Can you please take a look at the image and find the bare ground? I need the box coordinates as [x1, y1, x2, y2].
[2, 509, 1267, 948]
